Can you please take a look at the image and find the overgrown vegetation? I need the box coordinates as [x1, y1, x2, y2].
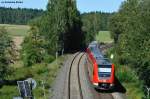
[0, 27, 14, 79]
[109, 0, 150, 98]
[106, 48, 144, 99]
[0, 55, 66, 98]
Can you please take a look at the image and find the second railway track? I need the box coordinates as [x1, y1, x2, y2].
[68, 53, 85, 99]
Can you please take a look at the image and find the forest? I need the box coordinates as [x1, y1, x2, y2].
[109, 0, 150, 96]
[81, 12, 112, 44]
[0, 7, 44, 24]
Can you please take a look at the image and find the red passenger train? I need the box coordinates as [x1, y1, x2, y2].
[86, 41, 115, 90]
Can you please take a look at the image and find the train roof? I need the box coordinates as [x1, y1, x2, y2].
[89, 41, 98, 47]
[90, 41, 98, 45]
[96, 58, 112, 65]
[88, 42, 112, 65]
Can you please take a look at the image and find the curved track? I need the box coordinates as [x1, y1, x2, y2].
[52, 52, 126, 99]
[68, 53, 84, 99]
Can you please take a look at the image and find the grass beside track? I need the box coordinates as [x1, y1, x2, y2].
[116, 65, 144, 99]
[0, 24, 30, 36]
[106, 48, 144, 99]
[96, 31, 113, 43]
[0, 55, 68, 99]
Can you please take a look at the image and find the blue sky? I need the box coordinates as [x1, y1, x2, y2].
[77, 0, 125, 13]
[0, 0, 124, 12]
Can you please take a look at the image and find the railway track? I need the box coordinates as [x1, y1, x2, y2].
[67, 53, 114, 99]
[52, 52, 117, 99]
[68, 53, 85, 99]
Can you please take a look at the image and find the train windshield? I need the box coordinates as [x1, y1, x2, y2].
[89, 47, 103, 58]
[98, 65, 111, 78]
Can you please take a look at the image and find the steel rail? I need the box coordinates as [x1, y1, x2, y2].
[68, 52, 84, 99]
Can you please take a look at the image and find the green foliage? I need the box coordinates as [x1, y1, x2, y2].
[0, 86, 19, 99]
[1, 55, 66, 98]
[116, 65, 137, 82]
[21, 26, 50, 66]
[109, 0, 150, 94]
[81, 12, 112, 44]
[46, 0, 85, 52]
[107, 47, 144, 99]
[109, 13, 125, 43]
[0, 27, 13, 79]
[95, 31, 113, 43]
[0, 7, 43, 25]
[22, 0, 85, 67]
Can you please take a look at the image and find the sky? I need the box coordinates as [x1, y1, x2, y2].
[77, 0, 125, 13]
[0, 0, 124, 12]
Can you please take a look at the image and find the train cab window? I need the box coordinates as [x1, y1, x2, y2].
[89, 47, 103, 58]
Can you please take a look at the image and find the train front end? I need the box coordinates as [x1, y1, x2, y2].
[97, 62, 114, 90]
[92, 58, 115, 90]
[87, 41, 115, 90]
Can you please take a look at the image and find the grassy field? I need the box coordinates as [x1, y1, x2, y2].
[96, 31, 113, 43]
[0, 24, 30, 36]
[0, 24, 30, 49]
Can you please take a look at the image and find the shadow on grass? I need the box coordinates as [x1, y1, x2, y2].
[0, 75, 32, 88]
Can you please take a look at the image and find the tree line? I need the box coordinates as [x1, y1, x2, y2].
[81, 12, 112, 44]
[109, 0, 150, 92]
[21, 6, 112, 66]
[21, 0, 85, 66]
[0, 7, 44, 25]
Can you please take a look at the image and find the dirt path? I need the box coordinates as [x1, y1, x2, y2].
[12, 36, 24, 49]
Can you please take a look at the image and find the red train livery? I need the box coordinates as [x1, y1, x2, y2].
[86, 41, 115, 90]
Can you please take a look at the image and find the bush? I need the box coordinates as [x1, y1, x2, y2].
[21, 26, 46, 66]
[0, 27, 13, 79]
[116, 65, 136, 82]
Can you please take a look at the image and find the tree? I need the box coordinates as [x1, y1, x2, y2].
[81, 12, 112, 44]
[109, 0, 150, 87]
[0, 27, 12, 79]
[41, 0, 85, 53]
[0, 7, 43, 25]
[109, 13, 125, 43]
[21, 0, 85, 66]
[21, 26, 48, 66]
[64, 0, 85, 52]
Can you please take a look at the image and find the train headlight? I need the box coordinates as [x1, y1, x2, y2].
[93, 83, 98, 86]
[110, 84, 114, 87]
